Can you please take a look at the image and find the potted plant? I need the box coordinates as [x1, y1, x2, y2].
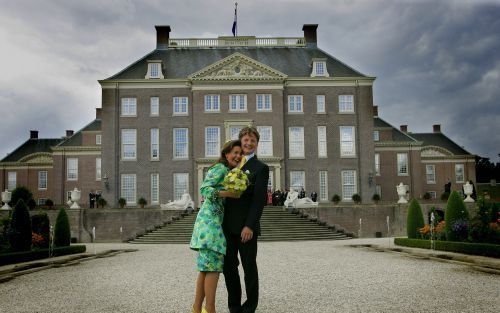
[352, 194, 361, 204]
[118, 197, 126, 209]
[423, 192, 431, 200]
[138, 197, 147, 209]
[331, 194, 340, 204]
[372, 193, 381, 203]
[44, 199, 54, 209]
[97, 197, 107, 208]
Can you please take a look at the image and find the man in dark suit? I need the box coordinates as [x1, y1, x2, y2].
[223, 127, 269, 313]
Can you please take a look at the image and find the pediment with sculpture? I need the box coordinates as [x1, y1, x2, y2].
[18, 152, 53, 164]
[420, 146, 452, 157]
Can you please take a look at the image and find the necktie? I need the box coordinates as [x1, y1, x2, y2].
[239, 156, 247, 169]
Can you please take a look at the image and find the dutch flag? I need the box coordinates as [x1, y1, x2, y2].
[232, 3, 237, 36]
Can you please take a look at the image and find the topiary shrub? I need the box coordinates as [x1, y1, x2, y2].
[97, 197, 107, 208]
[423, 192, 431, 200]
[118, 198, 126, 208]
[31, 212, 50, 248]
[331, 194, 340, 204]
[44, 199, 54, 209]
[407, 198, 425, 239]
[27, 198, 37, 210]
[10, 187, 33, 208]
[372, 194, 381, 203]
[352, 194, 361, 204]
[444, 190, 469, 241]
[54, 208, 71, 247]
[138, 197, 147, 208]
[9, 200, 32, 252]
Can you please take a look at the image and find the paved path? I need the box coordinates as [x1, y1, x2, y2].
[0, 239, 498, 313]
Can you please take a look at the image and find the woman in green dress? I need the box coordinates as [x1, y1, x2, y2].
[190, 140, 242, 313]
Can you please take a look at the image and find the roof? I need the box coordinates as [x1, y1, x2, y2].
[58, 119, 101, 147]
[106, 46, 367, 80]
[1, 138, 63, 162]
[374, 117, 417, 142]
[410, 133, 471, 155]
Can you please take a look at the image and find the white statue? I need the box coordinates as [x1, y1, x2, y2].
[161, 192, 194, 210]
[284, 189, 318, 208]
[396, 183, 408, 204]
[284, 189, 299, 207]
[463, 181, 475, 203]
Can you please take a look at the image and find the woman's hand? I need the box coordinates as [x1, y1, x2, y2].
[219, 191, 241, 198]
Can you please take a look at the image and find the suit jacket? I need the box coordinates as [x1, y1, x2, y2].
[223, 156, 269, 236]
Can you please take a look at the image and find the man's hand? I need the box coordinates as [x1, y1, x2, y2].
[241, 226, 253, 243]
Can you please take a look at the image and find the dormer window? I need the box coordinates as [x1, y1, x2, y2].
[145, 60, 164, 79]
[311, 59, 329, 77]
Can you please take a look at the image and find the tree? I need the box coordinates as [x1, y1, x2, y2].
[444, 190, 469, 241]
[9, 200, 32, 252]
[407, 199, 425, 239]
[10, 187, 33, 208]
[54, 208, 71, 247]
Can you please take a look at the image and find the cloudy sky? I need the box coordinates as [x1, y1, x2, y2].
[1, 0, 499, 161]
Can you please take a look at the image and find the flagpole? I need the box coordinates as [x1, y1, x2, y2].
[235, 2, 238, 37]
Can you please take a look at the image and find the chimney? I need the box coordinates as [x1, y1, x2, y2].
[400, 125, 408, 133]
[155, 25, 171, 50]
[302, 24, 318, 47]
[373, 106, 379, 117]
[433, 124, 441, 133]
[30, 130, 38, 139]
[96, 108, 102, 120]
[66, 130, 74, 137]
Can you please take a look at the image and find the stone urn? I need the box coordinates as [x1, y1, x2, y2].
[463, 182, 475, 203]
[396, 183, 408, 204]
[70, 188, 81, 209]
[1, 189, 12, 210]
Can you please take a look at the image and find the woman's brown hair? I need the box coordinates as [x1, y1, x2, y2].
[212, 140, 242, 168]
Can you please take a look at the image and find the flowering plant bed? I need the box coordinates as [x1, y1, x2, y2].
[394, 238, 500, 258]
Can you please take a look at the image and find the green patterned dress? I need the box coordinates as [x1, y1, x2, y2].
[190, 163, 228, 272]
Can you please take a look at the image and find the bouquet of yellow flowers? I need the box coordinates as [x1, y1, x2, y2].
[223, 168, 250, 195]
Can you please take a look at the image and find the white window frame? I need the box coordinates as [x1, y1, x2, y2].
[339, 95, 354, 113]
[150, 97, 159, 116]
[426, 165, 436, 184]
[38, 171, 47, 190]
[151, 128, 159, 160]
[96, 158, 101, 181]
[397, 153, 409, 176]
[204, 95, 220, 112]
[38, 198, 47, 206]
[229, 94, 247, 112]
[428, 191, 437, 199]
[341, 170, 357, 201]
[256, 94, 272, 111]
[455, 164, 465, 183]
[316, 95, 326, 113]
[173, 173, 189, 201]
[151, 173, 159, 204]
[289, 127, 305, 158]
[145, 61, 164, 79]
[121, 98, 137, 117]
[257, 126, 273, 157]
[340, 126, 356, 157]
[121, 129, 137, 160]
[375, 153, 381, 176]
[121, 174, 136, 205]
[318, 126, 327, 158]
[290, 171, 305, 191]
[228, 126, 242, 140]
[96, 134, 102, 145]
[311, 60, 329, 77]
[319, 171, 328, 201]
[205, 127, 220, 157]
[67, 158, 78, 181]
[373, 131, 380, 142]
[288, 95, 303, 113]
[173, 97, 188, 116]
[7, 172, 16, 191]
[173, 128, 189, 159]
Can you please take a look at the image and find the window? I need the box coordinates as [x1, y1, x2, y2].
[204, 95, 220, 112]
[342, 170, 357, 200]
[311, 60, 329, 77]
[38, 171, 47, 190]
[146, 62, 163, 79]
[38, 198, 47, 206]
[205, 127, 220, 157]
[318, 126, 327, 158]
[289, 127, 304, 158]
[151, 128, 159, 160]
[121, 174, 136, 204]
[173, 173, 189, 201]
[373, 131, 380, 142]
[67, 158, 78, 181]
[229, 126, 242, 140]
[428, 191, 437, 199]
[340, 126, 356, 157]
[397, 153, 408, 175]
[455, 164, 465, 183]
[96, 158, 101, 181]
[426, 165, 435, 184]
[121, 98, 137, 116]
[67, 191, 72, 202]
[174, 128, 189, 159]
[150, 97, 159, 116]
[229, 94, 247, 112]
[7, 172, 16, 190]
[256, 94, 272, 111]
[173, 97, 188, 115]
[257, 126, 273, 156]
[339, 95, 354, 113]
[375, 153, 380, 176]
[151, 173, 159, 204]
[319, 171, 328, 201]
[122, 129, 137, 160]
[290, 171, 305, 191]
[316, 95, 325, 113]
[288, 95, 303, 113]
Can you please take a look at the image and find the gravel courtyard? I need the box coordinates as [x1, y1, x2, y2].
[0, 239, 498, 313]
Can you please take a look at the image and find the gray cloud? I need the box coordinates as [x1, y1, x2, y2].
[0, 0, 499, 161]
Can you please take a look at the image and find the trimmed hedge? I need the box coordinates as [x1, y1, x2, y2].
[54, 208, 70, 247]
[445, 190, 469, 241]
[407, 199, 425, 239]
[0, 245, 86, 266]
[9, 199, 32, 252]
[394, 238, 500, 258]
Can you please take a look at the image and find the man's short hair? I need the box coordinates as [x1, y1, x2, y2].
[239, 126, 260, 142]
